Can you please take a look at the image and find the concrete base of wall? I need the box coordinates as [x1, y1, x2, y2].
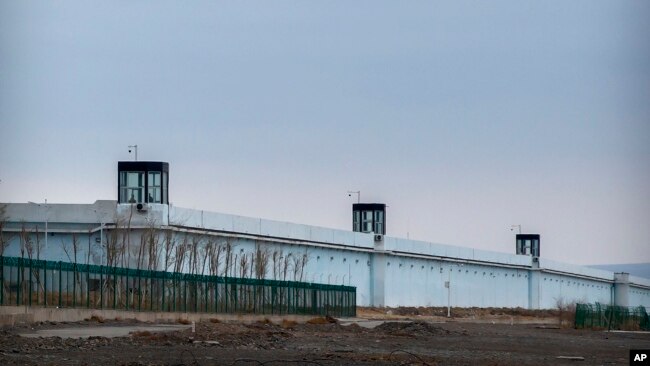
[0, 306, 317, 327]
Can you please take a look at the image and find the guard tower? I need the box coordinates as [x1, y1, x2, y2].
[516, 234, 540, 257]
[352, 203, 386, 235]
[117, 161, 169, 205]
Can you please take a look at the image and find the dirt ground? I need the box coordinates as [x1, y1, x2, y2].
[0, 309, 648, 365]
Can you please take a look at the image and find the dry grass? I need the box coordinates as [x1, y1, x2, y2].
[89, 315, 105, 323]
[555, 299, 577, 328]
[130, 330, 153, 337]
[209, 318, 221, 323]
[281, 319, 298, 329]
[177, 318, 191, 325]
[257, 318, 273, 325]
[358, 306, 558, 320]
[306, 316, 337, 325]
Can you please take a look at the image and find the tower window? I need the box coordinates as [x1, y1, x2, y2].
[353, 211, 360, 231]
[120, 171, 144, 203]
[352, 203, 386, 235]
[148, 171, 161, 203]
[362, 211, 373, 232]
[118, 161, 169, 204]
[374, 210, 384, 234]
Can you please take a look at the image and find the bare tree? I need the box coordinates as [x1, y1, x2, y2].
[162, 230, 175, 272]
[555, 297, 577, 328]
[271, 250, 282, 280]
[222, 241, 234, 278]
[173, 234, 189, 273]
[188, 235, 201, 275]
[19, 223, 44, 261]
[20, 225, 45, 304]
[0, 204, 11, 256]
[61, 233, 83, 305]
[62, 233, 80, 264]
[124, 206, 134, 268]
[135, 221, 161, 271]
[282, 253, 292, 281]
[206, 239, 225, 277]
[105, 214, 127, 268]
[292, 251, 309, 282]
[19, 224, 32, 260]
[253, 243, 270, 280]
[239, 252, 250, 278]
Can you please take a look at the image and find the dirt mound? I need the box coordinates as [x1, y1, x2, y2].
[306, 316, 337, 325]
[374, 321, 451, 336]
[2, 318, 644, 365]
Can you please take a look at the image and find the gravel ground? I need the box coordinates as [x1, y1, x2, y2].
[0, 316, 648, 365]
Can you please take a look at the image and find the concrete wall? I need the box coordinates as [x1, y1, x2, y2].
[170, 207, 374, 249]
[2, 201, 649, 309]
[0, 306, 317, 327]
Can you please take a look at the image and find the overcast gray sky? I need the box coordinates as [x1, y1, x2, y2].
[1, 1, 649, 265]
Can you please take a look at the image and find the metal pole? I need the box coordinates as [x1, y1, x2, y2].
[0, 256, 4, 305]
[447, 268, 451, 318]
[100, 222, 104, 266]
[58, 261, 62, 308]
[44, 199, 48, 249]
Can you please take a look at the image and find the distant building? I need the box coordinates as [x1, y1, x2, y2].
[1, 161, 649, 309]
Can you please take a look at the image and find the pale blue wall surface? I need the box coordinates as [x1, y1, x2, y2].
[2, 202, 649, 309]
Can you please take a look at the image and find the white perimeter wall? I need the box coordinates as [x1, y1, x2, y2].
[2, 202, 649, 309]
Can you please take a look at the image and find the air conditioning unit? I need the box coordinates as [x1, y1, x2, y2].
[374, 234, 383, 242]
[136, 203, 148, 212]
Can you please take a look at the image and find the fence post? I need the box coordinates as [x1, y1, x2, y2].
[100, 266, 103, 309]
[125, 268, 129, 311]
[58, 261, 62, 308]
[150, 273, 154, 312]
[0, 256, 3, 306]
[253, 280, 257, 314]
[43, 261, 47, 307]
[72, 263, 77, 308]
[17, 258, 22, 306]
[113, 266, 117, 310]
[0, 256, 358, 318]
[216, 277, 221, 313]
[183, 277, 187, 313]
[28, 258, 33, 307]
[224, 277, 228, 313]
[138, 269, 142, 312]
[86, 264, 90, 309]
[161, 277, 165, 312]
[204, 276, 208, 313]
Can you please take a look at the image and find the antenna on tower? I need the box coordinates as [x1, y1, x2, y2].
[510, 224, 522, 234]
[347, 190, 360, 203]
[128, 145, 138, 161]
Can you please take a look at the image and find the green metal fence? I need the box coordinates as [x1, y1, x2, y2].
[0, 256, 356, 317]
[575, 303, 649, 331]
